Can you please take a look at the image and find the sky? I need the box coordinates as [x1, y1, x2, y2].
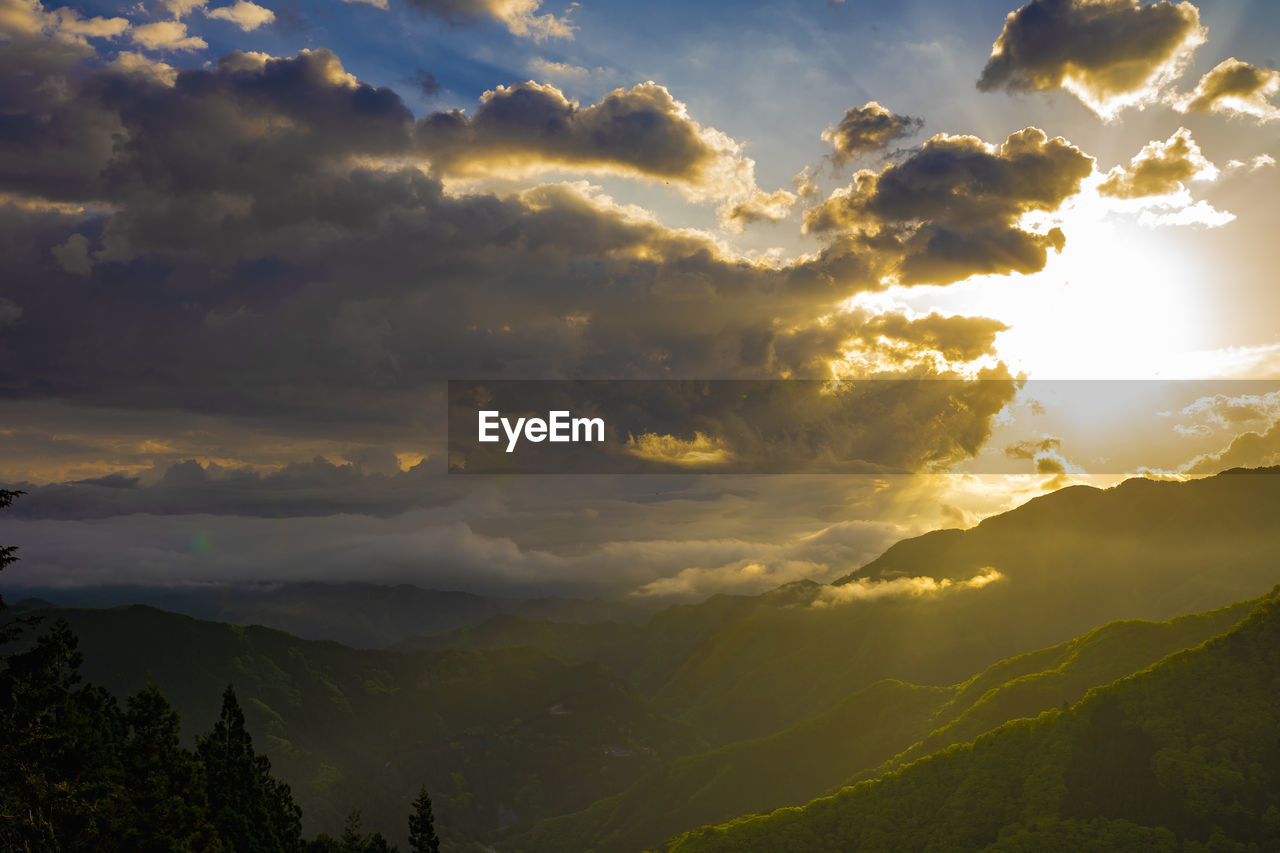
[1, 0, 1279, 600]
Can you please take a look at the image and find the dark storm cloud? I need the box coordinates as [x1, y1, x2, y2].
[978, 0, 1205, 115]
[823, 102, 924, 166]
[806, 127, 1092, 286]
[7, 457, 447, 519]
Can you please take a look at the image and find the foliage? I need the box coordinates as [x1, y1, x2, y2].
[660, 588, 1280, 852]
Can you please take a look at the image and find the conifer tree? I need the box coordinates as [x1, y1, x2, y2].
[198, 683, 304, 853]
[408, 785, 440, 853]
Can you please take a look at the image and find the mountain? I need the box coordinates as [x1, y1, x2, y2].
[405, 468, 1280, 746]
[661, 586, 1280, 852]
[508, 596, 1256, 853]
[1, 582, 655, 648]
[10, 604, 702, 850]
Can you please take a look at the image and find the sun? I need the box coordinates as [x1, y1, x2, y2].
[886, 188, 1216, 381]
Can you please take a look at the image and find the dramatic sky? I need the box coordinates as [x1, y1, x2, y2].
[2, 0, 1279, 599]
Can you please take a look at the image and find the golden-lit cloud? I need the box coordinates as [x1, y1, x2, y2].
[1004, 436, 1068, 475]
[131, 20, 207, 51]
[159, 0, 208, 17]
[1098, 127, 1217, 199]
[811, 567, 1004, 607]
[822, 101, 923, 166]
[978, 0, 1205, 117]
[416, 81, 788, 221]
[1177, 57, 1280, 122]
[723, 189, 798, 230]
[1184, 422, 1280, 474]
[106, 50, 178, 85]
[385, 0, 573, 40]
[48, 5, 129, 37]
[807, 127, 1092, 286]
[207, 0, 275, 31]
[625, 432, 734, 468]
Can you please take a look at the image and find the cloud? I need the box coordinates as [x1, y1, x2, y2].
[723, 189, 797, 229]
[811, 567, 1003, 607]
[1, 467, 919, 599]
[207, 0, 275, 31]
[0, 296, 22, 325]
[1183, 421, 1280, 475]
[1136, 199, 1233, 229]
[1098, 127, 1217, 199]
[527, 57, 595, 80]
[1177, 57, 1280, 122]
[160, 0, 209, 18]
[0, 0, 1039, 578]
[1172, 391, 1280, 474]
[822, 101, 924, 166]
[106, 50, 179, 85]
[48, 6, 130, 38]
[978, 0, 1206, 117]
[394, 0, 573, 40]
[626, 432, 734, 469]
[1004, 436, 1069, 475]
[406, 68, 442, 98]
[415, 81, 784, 218]
[807, 127, 1092, 286]
[50, 233, 92, 274]
[131, 21, 207, 51]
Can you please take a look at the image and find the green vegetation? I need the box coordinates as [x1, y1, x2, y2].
[27, 604, 702, 850]
[661, 587, 1280, 852]
[509, 598, 1255, 853]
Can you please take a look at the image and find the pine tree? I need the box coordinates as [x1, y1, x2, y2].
[198, 683, 304, 853]
[341, 808, 366, 853]
[123, 680, 217, 851]
[407, 785, 440, 853]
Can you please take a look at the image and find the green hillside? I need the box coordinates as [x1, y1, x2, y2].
[18, 605, 703, 850]
[407, 469, 1280, 747]
[661, 586, 1280, 853]
[508, 597, 1255, 853]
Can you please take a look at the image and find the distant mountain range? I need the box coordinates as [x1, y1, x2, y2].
[4, 581, 656, 648]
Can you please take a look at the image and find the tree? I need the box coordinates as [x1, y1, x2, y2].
[408, 785, 440, 853]
[122, 680, 218, 851]
[341, 809, 366, 853]
[197, 684, 304, 853]
[0, 489, 27, 641]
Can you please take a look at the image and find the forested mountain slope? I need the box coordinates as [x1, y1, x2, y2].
[662, 587, 1280, 853]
